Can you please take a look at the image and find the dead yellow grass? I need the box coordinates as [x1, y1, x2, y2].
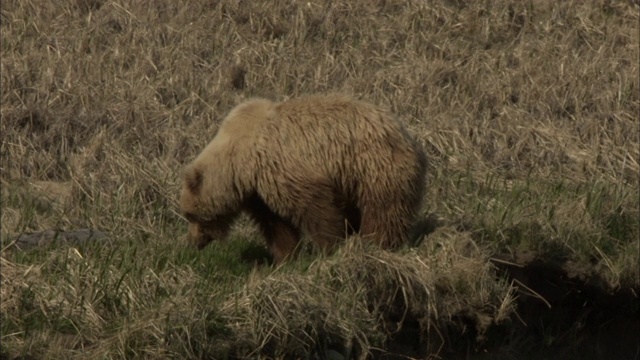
[1, 0, 638, 358]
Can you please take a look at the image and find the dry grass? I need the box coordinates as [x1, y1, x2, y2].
[1, 0, 639, 358]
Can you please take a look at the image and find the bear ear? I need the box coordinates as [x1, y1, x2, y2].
[184, 165, 203, 193]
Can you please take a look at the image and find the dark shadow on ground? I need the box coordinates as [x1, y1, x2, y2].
[373, 252, 640, 360]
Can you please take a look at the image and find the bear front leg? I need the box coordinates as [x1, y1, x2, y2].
[251, 214, 300, 264]
[245, 196, 301, 264]
[263, 220, 301, 264]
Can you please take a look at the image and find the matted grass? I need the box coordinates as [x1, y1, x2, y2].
[1, 0, 638, 358]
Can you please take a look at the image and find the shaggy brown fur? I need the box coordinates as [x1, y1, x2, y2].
[180, 94, 427, 263]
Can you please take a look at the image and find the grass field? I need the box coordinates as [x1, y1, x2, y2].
[1, 0, 639, 359]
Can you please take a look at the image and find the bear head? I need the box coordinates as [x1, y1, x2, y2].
[179, 164, 234, 249]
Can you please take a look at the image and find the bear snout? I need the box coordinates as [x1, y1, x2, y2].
[187, 230, 213, 250]
[186, 222, 210, 249]
[196, 239, 211, 250]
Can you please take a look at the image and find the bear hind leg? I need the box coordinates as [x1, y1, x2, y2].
[360, 202, 413, 249]
[298, 199, 352, 256]
[332, 191, 361, 236]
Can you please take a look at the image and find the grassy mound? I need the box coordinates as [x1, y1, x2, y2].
[220, 231, 514, 358]
[1, 229, 514, 359]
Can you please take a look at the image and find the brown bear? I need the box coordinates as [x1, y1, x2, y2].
[179, 94, 427, 264]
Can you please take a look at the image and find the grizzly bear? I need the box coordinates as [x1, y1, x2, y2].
[180, 94, 427, 264]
